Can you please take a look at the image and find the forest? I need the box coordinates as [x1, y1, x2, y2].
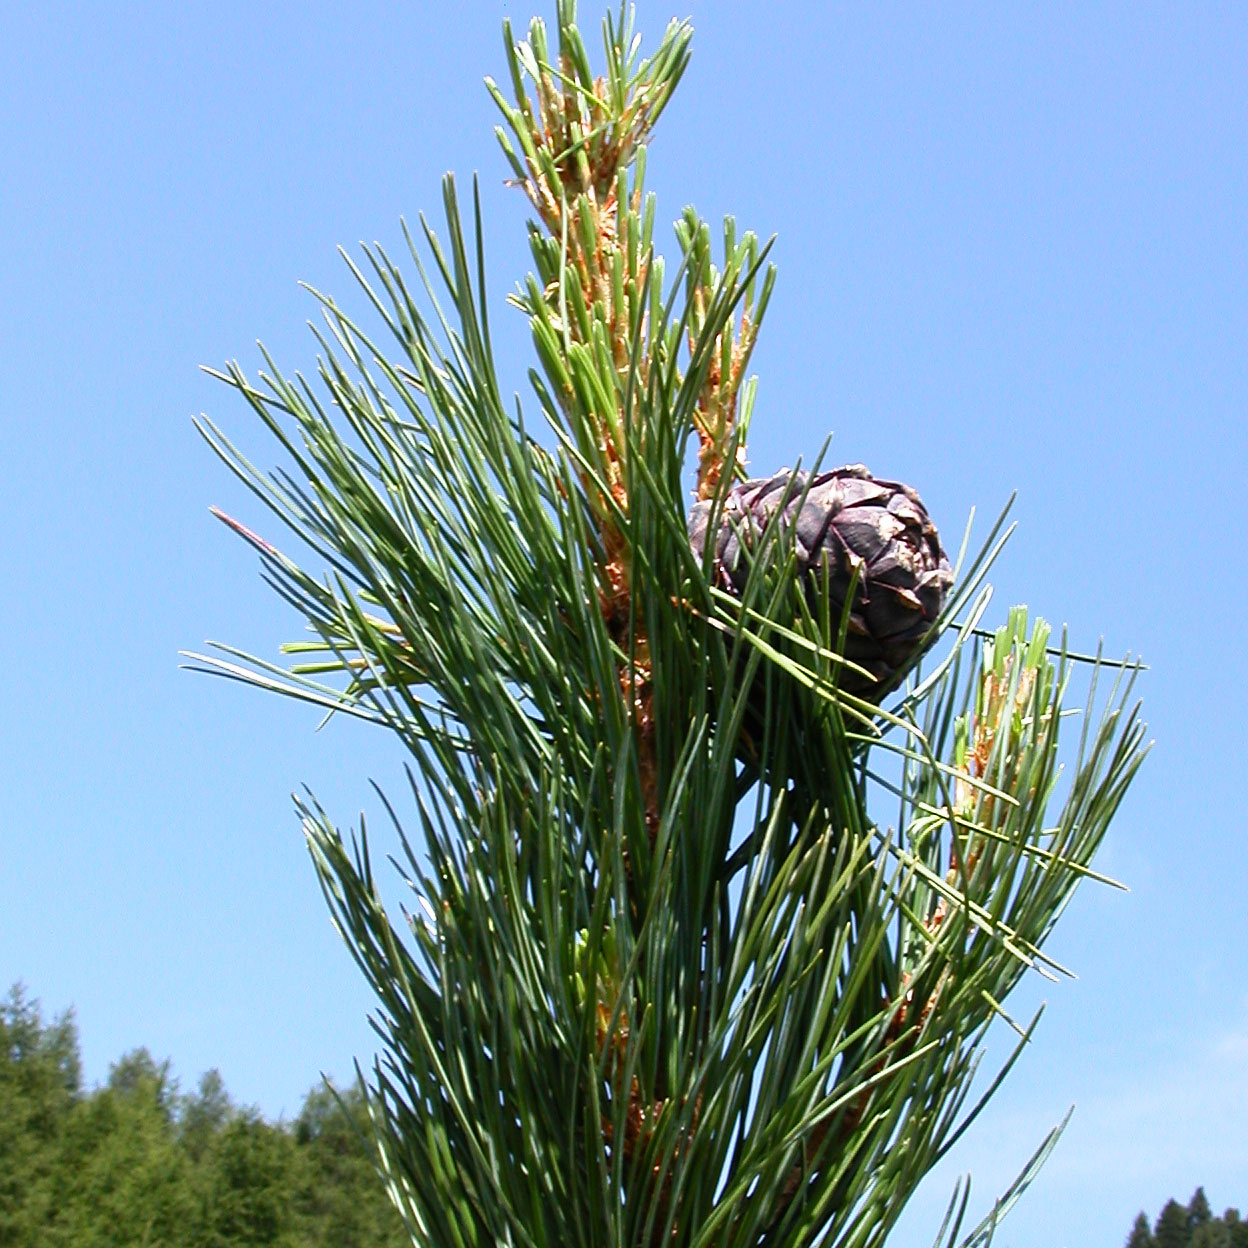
[1126, 1189, 1248, 1248]
[0, 986, 405, 1247]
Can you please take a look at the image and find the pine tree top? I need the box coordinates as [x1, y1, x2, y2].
[190, 5, 1149, 1245]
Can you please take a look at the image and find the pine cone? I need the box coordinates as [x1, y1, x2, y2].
[688, 465, 953, 697]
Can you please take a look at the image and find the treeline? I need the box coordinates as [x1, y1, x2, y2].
[1127, 1188, 1248, 1248]
[0, 985, 407, 1247]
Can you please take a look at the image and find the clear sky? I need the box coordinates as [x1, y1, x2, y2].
[2, 3, 1245, 1245]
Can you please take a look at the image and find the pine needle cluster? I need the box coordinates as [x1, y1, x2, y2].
[189, 5, 1148, 1245]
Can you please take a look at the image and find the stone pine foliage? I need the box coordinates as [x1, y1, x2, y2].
[190, 6, 1147, 1242]
[0, 985, 407, 1248]
[1125, 1188, 1248, 1248]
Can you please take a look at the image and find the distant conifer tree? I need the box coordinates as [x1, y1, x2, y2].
[1230, 1211, 1248, 1248]
[1191, 1190, 1214, 1229]
[1157, 1198, 1194, 1248]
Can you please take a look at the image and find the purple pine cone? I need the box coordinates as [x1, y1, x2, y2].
[688, 465, 954, 696]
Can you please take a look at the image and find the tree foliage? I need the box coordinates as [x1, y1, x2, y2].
[1125, 1190, 1248, 1248]
[0, 985, 405, 1248]
[190, 3, 1148, 1245]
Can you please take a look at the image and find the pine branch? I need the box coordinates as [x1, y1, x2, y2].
[192, 6, 1149, 1246]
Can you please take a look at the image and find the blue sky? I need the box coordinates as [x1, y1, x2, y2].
[2, 3, 1245, 1244]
